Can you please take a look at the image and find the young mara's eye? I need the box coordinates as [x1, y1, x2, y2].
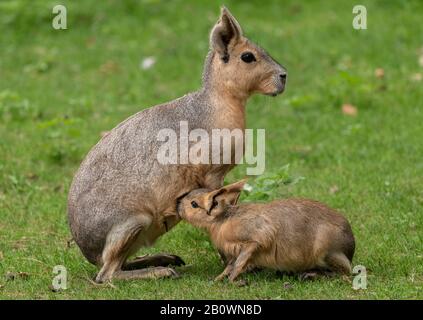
[241, 52, 256, 63]
[191, 201, 199, 208]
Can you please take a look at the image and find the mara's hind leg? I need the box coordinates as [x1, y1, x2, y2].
[95, 216, 179, 283]
[123, 254, 185, 270]
[325, 252, 352, 275]
[95, 218, 142, 283]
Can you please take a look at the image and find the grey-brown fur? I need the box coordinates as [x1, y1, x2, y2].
[178, 181, 355, 282]
[67, 7, 286, 282]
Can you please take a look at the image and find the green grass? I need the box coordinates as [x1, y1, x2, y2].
[0, 0, 422, 299]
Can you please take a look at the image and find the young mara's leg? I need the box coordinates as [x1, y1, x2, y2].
[217, 249, 228, 266]
[123, 254, 185, 270]
[228, 243, 258, 282]
[214, 259, 235, 281]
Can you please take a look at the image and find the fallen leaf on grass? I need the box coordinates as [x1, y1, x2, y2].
[342, 104, 358, 116]
[374, 68, 385, 78]
[25, 172, 38, 180]
[0, 251, 3, 261]
[99, 60, 119, 74]
[411, 73, 422, 82]
[290, 145, 312, 156]
[329, 185, 339, 194]
[140, 57, 156, 70]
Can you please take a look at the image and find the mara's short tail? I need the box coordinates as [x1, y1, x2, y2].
[342, 224, 356, 262]
[325, 252, 352, 275]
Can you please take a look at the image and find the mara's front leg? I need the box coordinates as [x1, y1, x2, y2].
[214, 257, 235, 281]
[214, 263, 234, 282]
[228, 243, 258, 282]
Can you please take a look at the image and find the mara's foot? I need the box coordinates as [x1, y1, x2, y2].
[298, 272, 319, 281]
[114, 266, 180, 280]
[123, 254, 185, 270]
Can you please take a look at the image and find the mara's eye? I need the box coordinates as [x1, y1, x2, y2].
[241, 52, 256, 63]
[191, 201, 199, 208]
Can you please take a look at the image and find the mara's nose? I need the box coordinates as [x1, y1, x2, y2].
[279, 73, 287, 80]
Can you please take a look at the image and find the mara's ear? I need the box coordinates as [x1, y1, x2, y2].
[210, 6, 243, 62]
[221, 179, 247, 195]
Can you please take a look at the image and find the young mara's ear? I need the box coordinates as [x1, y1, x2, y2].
[210, 6, 243, 62]
[218, 179, 246, 206]
[215, 191, 240, 207]
[201, 189, 224, 214]
[201, 179, 246, 215]
[209, 179, 247, 215]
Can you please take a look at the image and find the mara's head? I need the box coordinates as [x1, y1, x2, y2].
[203, 7, 287, 98]
[177, 180, 246, 224]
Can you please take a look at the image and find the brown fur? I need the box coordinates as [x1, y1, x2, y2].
[178, 181, 355, 282]
[67, 7, 287, 282]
